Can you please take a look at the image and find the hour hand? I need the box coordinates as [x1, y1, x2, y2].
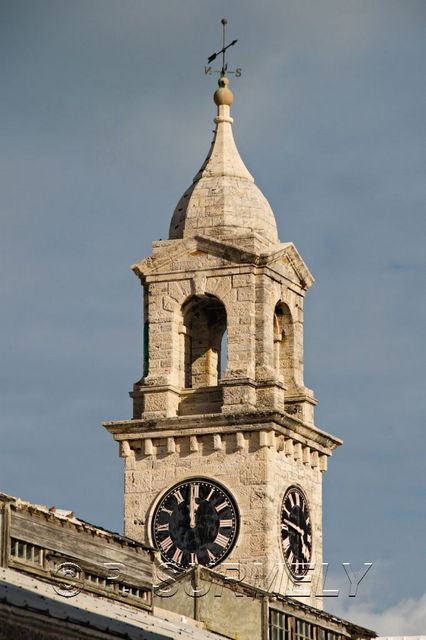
[189, 485, 198, 528]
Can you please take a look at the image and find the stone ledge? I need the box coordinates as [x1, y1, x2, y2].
[119, 431, 329, 471]
[103, 409, 342, 456]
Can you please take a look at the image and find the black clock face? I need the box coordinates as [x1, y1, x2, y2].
[280, 486, 312, 578]
[152, 478, 239, 570]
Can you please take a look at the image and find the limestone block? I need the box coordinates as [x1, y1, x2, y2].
[240, 461, 267, 486]
[213, 434, 223, 451]
[162, 295, 177, 312]
[256, 384, 284, 411]
[302, 446, 311, 466]
[167, 437, 176, 454]
[293, 442, 302, 461]
[207, 276, 233, 301]
[319, 455, 328, 472]
[236, 432, 245, 451]
[189, 436, 199, 452]
[120, 440, 132, 458]
[284, 438, 294, 457]
[144, 439, 154, 456]
[191, 274, 207, 296]
[237, 287, 255, 302]
[167, 280, 189, 303]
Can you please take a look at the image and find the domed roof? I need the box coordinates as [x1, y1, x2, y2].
[169, 77, 279, 246]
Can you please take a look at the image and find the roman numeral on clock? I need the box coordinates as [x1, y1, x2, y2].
[219, 519, 233, 528]
[174, 489, 184, 504]
[172, 548, 183, 564]
[160, 536, 173, 552]
[214, 532, 229, 548]
[215, 501, 228, 512]
[156, 523, 169, 531]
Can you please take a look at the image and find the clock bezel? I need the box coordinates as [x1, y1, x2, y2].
[279, 484, 313, 580]
[150, 476, 240, 570]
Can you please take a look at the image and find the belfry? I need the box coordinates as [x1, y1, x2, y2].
[104, 71, 342, 608]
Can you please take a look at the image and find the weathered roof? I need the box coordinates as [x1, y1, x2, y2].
[0, 491, 154, 552]
[0, 567, 227, 639]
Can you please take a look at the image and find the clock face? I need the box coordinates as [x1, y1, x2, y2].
[152, 478, 239, 570]
[280, 486, 312, 578]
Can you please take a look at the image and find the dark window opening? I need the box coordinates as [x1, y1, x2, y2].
[183, 295, 227, 389]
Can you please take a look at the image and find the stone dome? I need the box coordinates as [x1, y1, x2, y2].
[169, 78, 279, 246]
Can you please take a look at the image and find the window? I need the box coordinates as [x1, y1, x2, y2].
[269, 613, 345, 640]
[295, 619, 314, 640]
[86, 572, 107, 588]
[85, 573, 148, 600]
[10, 538, 43, 565]
[117, 583, 149, 600]
[182, 295, 227, 389]
[269, 609, 290, 640]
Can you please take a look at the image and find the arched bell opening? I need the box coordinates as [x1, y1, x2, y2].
[274, 302, 296, 391]
[179, 295, 227, 415]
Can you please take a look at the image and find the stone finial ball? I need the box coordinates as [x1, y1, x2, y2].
[214, 76, 234, 106]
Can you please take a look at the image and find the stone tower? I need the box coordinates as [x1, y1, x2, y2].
[104, 76, 341, 608]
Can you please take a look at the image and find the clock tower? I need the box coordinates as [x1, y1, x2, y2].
[104, 75, 342, 608]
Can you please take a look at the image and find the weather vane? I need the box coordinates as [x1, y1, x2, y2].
[205, 18, 242, 78]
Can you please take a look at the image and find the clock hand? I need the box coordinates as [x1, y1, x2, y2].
[189, 485, 196, 528]
[189, 485, 201, 528]
[283, 518, 304, 537]
[302, 542, 311, 562]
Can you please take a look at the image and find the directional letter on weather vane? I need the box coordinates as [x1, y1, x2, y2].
[204, 19, 242, 78]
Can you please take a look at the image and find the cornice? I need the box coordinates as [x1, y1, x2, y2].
[103, 410, 342, 455]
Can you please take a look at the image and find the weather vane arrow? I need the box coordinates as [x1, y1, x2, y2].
[205, 19, 242, 78]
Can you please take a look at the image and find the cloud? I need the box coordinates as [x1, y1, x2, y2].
[328, 592, 426, 636]
[324, 562, 426, 635]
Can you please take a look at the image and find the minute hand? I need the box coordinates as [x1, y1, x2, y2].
[189, 485, 196, 528]
[283, 519, 305, 537]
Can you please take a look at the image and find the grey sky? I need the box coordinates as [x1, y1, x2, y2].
[1, 1, 425, 634]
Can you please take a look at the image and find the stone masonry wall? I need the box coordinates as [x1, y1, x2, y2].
[123, 425, 325, 608]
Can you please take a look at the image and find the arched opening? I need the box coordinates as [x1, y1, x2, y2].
[182, 295, 227, 390]
[274, 302, 295, 389]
